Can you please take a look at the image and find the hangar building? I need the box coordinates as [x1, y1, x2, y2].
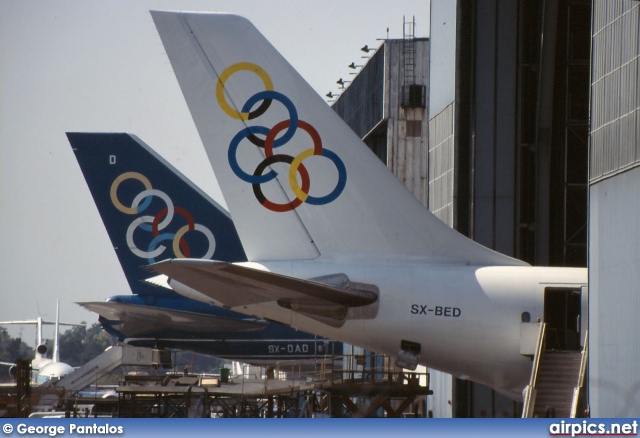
[589, 0, 640, 418]
[332, 0, 595, 416]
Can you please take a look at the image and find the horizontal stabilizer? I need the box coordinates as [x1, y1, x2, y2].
[78, 301, 268, 337]
[150, 259, 378, 318]
[143, 275, 171, 289]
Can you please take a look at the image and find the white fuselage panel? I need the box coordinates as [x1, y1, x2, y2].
[226, 259, 587, 398]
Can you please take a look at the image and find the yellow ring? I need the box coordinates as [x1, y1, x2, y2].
[110, 172, 152, 214]
[173, 224, 190, 258]
[289, 148, 315, 202]
[216, 62, 273, 120]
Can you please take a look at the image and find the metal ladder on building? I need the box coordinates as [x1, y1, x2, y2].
[522, 324, 588, 417]
[402, 16, 416, 106]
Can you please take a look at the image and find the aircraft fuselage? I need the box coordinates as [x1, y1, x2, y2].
[185, 259, 587, 398]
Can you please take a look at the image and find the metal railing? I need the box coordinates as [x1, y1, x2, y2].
[570, 330, 589, 418]
[252, 353, 430, 391]
[522, 322, 547, 418]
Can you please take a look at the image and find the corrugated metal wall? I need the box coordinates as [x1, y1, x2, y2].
[590, 0, 639, 182]
[428, 103, 455, 226]
[331, 47, 385, 139]
[589, 0, 640, 417]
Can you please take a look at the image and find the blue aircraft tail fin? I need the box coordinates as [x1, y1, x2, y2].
[68, 133, 247, 294]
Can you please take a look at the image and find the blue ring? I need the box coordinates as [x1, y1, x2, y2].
[228, 126, 277, 184]
[146, 233, 175, 264]
[303, 148, 347, 205]
[241, 91, 298, 148]
[135, 194, 153, 214]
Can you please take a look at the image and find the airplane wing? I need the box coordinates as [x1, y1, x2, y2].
[150, 259, 378, 322]
[78, 301, 268, 337]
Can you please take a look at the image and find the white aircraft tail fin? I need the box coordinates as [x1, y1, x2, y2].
[152, 11, 525, 266]
[53, 299, 60, 363]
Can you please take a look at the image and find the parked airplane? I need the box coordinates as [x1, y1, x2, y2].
[149, 11, 588, 399]
[68, 132, 341, 364]
[0, 300, 80, 383]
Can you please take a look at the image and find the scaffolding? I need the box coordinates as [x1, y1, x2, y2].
[1, 351, 432, 418]
[114, 353, 431, 418]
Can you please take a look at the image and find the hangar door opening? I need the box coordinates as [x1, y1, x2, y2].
[544, 288, 582, 351]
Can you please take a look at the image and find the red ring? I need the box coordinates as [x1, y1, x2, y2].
[264, 120, 323, 158]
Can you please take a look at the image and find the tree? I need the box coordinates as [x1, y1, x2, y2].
[59, 323, 113, 366]
[0, 328, 35, 382]
[0, 336, 34, 363]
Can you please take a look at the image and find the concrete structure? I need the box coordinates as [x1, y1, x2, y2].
[589, 0, 640, 418]
[332, 37, 430, 204]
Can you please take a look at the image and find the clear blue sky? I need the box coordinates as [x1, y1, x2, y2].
[0, 0, 429, 345]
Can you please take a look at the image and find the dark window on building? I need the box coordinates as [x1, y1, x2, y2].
[403, 84, 426, 108]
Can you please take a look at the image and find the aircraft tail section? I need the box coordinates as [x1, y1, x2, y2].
[152, 11, 526, 266]
[53, 299, 60, 364]
[68, 132, 247, 294]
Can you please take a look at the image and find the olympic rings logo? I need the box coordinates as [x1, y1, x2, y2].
[110, 172, 216, 263]
[217, 62, 347, 212]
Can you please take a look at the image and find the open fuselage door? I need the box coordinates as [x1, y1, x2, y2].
[543, 287, 587, 351]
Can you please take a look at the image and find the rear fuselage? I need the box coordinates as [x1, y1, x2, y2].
[232, 259, 587, 398]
